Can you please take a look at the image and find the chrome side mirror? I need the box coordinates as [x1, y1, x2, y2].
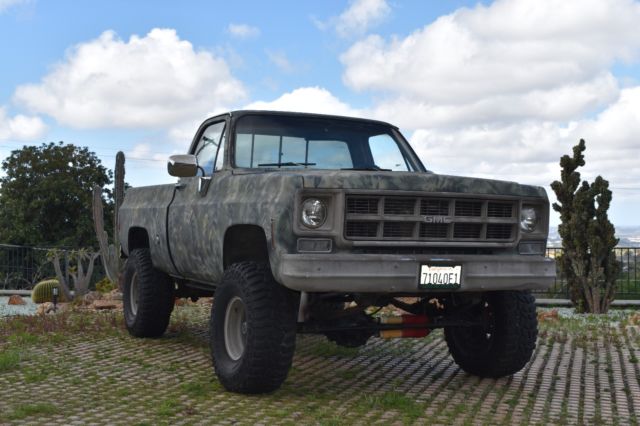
[168, 154, 198, 177]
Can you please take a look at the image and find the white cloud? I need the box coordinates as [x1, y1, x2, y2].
[342, 0, 640, 126]
[266, 50, 294, 73]
[0, 0, 27, 13]
[327, 0, 391, 37]
[13, 28, 246, 129]
[0, 107, 47, 141]
[408, 86, 640, 199]
[227, 23, 260, 39]
[244, 86, 363, 117]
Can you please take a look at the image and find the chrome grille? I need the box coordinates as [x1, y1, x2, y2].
[345, 195, 517, 242]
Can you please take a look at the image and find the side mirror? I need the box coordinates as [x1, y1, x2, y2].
[168, 154, 198, 177]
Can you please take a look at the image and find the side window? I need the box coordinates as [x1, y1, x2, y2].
[193, 121, 225, 175]
[369, 134, 413, 171]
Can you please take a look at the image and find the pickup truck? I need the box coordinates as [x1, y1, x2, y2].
[118, 110, 555, 394]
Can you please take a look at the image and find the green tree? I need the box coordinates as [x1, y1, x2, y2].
[550, 139, 619, 313]
[0, 142, 113, 248]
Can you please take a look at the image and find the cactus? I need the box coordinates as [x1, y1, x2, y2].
[48, 249, 99, 299]
[31, 279, 66, 303]
[93, 151, 125, 283]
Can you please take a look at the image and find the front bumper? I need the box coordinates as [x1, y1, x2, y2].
[276, 253, 556, 293]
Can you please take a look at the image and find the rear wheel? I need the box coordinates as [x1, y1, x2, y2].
[210, 261, 297, 394]
[444, 291, 537, 377]
[123, 248, 174, 338]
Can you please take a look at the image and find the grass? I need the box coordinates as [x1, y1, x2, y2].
[4, 403, 59, 421]
[156, 399, 182, 417]
[0, 348, 20, 372]
[361, 391, 423, 423]
[307, 339, 361, 358]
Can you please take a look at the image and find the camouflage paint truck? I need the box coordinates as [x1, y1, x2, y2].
[118, 110, 555, 394]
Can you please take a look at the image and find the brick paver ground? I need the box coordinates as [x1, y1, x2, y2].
[1, 306, 639, 425]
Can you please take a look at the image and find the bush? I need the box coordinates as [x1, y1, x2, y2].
[95, 277, 115, 294]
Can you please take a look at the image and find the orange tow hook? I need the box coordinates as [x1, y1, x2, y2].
[378, 315, 430, 338]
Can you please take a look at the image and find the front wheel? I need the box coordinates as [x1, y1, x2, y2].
[123, 248, 174, 338]
[210, 262, 297, 394]
[444, 291, 537, 377]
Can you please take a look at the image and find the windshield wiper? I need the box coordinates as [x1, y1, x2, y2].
[257, 162, 317, 167]
[341, 166, 392, 171]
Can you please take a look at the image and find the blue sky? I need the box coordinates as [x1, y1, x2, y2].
[1, 0, 640, 226]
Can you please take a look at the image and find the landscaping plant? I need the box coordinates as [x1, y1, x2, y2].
[550, 139, 619, 313]
[31, 279, 66, 303]
[92, 151, 125, 284]
[47, 249, 100, 300]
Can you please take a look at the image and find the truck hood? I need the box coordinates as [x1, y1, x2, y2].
[301, 171, 547, 198]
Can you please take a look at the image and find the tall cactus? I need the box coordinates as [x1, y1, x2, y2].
[93, 151, 125, 283]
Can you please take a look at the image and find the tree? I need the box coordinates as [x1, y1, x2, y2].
[0, 142, 113, 248]
[550, 139, 619, 313]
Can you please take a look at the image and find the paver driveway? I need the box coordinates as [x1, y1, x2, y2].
[0, 305, 639, 425]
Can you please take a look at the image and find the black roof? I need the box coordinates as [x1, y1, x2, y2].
[217, 110, 399, 130]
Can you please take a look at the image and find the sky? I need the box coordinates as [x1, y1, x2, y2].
[1, 0, 640, 227]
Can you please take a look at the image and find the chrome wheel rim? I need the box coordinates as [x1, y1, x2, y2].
[129, 272, 138, 316]
[224, 297, 247, 361]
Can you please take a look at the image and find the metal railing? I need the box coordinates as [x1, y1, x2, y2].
[538, 247, 639, 300]
[0, 244, 104, 290]
[1, 243, 638, 299]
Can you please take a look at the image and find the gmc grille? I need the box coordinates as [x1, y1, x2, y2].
[345, 195, 518, 242]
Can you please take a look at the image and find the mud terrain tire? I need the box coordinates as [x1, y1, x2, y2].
[210, 261, 297, 394]
[123, 248, 174, 338]
[444, 290, 537, 377]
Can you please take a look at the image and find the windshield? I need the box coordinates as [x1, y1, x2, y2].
[233, 114, 422, 172]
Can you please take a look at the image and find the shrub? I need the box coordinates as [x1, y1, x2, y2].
[95, 277, 115, 294]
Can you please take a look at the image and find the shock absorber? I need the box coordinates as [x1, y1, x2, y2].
[378, 315, 430, 338]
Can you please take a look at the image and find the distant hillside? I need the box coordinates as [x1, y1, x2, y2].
[548, 226, 640, 248]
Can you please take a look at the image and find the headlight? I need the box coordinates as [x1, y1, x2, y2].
[301, 198, 327, 228]
[520, 206, 538, 233]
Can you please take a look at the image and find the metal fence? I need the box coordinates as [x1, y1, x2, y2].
[537, 247, 639, 300]
[1, 243, 639, 299]
[0, 243, 105, 290]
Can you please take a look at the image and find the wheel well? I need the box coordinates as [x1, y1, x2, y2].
[128, 227, 150, 252]
[223, 225, 269, 268]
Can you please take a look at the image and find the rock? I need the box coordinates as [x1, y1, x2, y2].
[37, 302, 53, 315]
[538, 309, 560, 323]
[105, 289, 123, 301]
[83, 291, 103, 305]
[92, 300, 121, 310]
[7, 294, 26, 305]
[36, 302, 69, 314]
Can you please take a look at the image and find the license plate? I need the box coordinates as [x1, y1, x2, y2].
[419, 265, 462, 289]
